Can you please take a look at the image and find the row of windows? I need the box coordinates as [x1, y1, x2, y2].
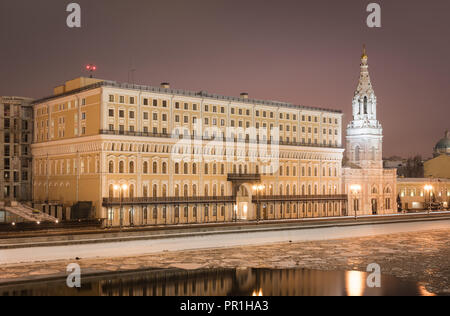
[107, 95, 339, 124]
[107, 161, 338, 178]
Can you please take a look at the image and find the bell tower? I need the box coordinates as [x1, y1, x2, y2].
[346, 45, 383, 169]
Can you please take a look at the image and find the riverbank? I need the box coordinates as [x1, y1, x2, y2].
[0, 227, 449, 294]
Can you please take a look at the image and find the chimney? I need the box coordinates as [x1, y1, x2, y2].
[240, 92, 249, 100]
[161, 82, 170, 89]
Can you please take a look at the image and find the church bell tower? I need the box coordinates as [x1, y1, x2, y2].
[346, 46, 384, 169]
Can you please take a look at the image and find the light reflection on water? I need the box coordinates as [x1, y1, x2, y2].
[0, 268, 431, 296]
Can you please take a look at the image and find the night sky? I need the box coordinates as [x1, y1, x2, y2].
[0, 0, 449, 158]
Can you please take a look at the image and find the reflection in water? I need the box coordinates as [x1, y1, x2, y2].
[346, 271, 365, 296]
[0, 268, 432, 296]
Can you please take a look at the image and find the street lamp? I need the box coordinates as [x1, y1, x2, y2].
[350, 184, 361, 219]
[253, 184, 265, 222]
[114, 184, 128, 228]
[424, 184, 433, 214]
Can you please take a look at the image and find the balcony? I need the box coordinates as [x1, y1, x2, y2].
[102, 196, 236, 206]
[227, 173, 261, 182]
[252, 194, 348, 203]
[98, 130, 342, 149]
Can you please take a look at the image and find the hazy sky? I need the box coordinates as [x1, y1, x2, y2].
[0, 0, 449, 158]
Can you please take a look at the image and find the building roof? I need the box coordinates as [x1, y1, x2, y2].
[32, 79, 342, 114]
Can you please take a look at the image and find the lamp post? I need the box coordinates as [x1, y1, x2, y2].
[114, 184, 128, 228]
[253, 184, 265, 222]
[350, 184, 361, 220]
[424, 184, 433, 215]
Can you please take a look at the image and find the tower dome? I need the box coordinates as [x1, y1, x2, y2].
[434, 130, 450, 156]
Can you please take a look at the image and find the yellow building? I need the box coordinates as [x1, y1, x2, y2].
[32, 77, 347, 226]
[397, 178, 450, 211]
[424, 131, 450, 179]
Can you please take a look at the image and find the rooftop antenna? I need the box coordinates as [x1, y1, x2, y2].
[85, 64, 97, 78]
[128, 58, 136, 84]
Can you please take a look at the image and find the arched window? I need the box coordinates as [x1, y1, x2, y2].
[213, 184, 217, 196]
[153, 184, 157, 197]
[109, 161, 114, 174]
[204, 164, 209, 175]
[221, 164, 225, 175]
[355, 146, 361, 161]
[175, 163, 179, 174]
[109, 184, 114, 198]
[184, 163, 188, 174]
[193, 184, 197, 196]
[184, 184, 189, 197]
[162, 185, 167, 197]
[204, 185, 209, 197]
[153, 162, 158, 174]
[129, 161, 135, 174]
[363, 96, 368, 114]
[162, 162, 167, 174]
[175, 185, 180, 197]
[221, 185, 225, 196]
[143, 185, 148, 197]
[214, 164, 217, 175]
[192, 163, 197, 175]
[143, 161, 148, 174]
[119, 161, 124, 173]
[129, 184, 135, 198]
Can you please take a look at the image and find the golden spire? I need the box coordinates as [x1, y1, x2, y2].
[362, 44, 368, 59]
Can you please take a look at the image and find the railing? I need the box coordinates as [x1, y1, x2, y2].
[227, 173, 261, 182]
[102, 194, 348, 206]
[252, 194, 348, 203]
[103, 196, 236, 206]
[99, 130, 343, 149]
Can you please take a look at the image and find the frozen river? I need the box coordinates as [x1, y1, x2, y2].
[1, 219, 450, 265]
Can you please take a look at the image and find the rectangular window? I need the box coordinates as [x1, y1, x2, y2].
[109, 95, 114, 102]
[130, 97, 135, 104]
[119, 96, 125, 103]
[143, 98, 148, 106]
[109, 109, 114, 117]
[119, 110, 124, 118]
[143, 112, 149, 120]
[129, 111, 135, 119]
[153, 99, 158, 107]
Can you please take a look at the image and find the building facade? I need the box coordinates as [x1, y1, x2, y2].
[398, 178, 450, 211]
[0, 96, 33, 204]
[342, 47, 397, 216]
[32, 78, 347, 225]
